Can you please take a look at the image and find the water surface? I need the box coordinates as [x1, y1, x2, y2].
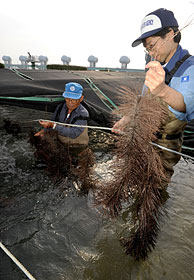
[0, 105, 194, 280]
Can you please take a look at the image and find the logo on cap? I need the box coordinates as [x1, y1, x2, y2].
[70, 86, 75, 91]
[140, 14, 162, 35]
[141, 19, 153, 30]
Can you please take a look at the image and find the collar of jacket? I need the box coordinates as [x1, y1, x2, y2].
[163, 45, 189, 73]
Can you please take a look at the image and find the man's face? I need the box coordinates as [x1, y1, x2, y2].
[65, 95, 83, 111]
[144, 36, 166, 62]
[144, 29, 176, 63]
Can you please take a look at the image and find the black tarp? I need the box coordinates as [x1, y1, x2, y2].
[0, 68, 145, 98]
[0, 68, 145, 126]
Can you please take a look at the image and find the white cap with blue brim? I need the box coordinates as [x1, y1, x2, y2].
[132, 8, 179, 47]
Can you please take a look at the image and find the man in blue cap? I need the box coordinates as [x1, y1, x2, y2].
[35, 82, 89, 146]
[113, 8, 194, 178]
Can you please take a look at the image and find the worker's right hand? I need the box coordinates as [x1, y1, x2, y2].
[145, 61, 166, 96]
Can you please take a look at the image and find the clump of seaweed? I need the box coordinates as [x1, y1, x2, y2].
[29, 129, 95, 186]
[93, 87, 170, 260]
[72, 147, 96, 191]
[29, 129, 72, 178]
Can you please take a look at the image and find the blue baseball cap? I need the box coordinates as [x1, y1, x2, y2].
[62, 82, 83, 99]
[132, 8, 179, 47]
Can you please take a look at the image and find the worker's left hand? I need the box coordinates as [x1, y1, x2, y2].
[145, 61, 166, 96]
[39, 120, 54, 128]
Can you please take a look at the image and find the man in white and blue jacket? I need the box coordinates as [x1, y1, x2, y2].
[35, 82, 89, 146]
[113, 8, 194, 178]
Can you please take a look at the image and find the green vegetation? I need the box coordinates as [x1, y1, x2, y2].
[0, 63, 4, 68]
[47, 64, 87, 71]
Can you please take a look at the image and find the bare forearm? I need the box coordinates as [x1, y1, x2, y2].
[156, 84, 186, 112]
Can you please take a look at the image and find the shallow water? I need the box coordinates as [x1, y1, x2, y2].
[0, 105, 194, 280]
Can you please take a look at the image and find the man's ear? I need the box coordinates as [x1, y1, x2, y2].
[80, 95, 84, 102]
[168, 28, 174, 39]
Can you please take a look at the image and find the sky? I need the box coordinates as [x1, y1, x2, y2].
[1, 0, 194, 70]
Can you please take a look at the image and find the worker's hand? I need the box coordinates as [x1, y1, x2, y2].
[34, 129, 45, 137]
[112, 115, 130, 134]
[39, 120, 54, 128]
[145, 61, 166, 96]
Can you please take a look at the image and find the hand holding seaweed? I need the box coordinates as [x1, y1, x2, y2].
[145, 61, 166, 95]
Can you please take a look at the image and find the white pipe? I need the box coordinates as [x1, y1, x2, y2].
[0, 241, 36, 280]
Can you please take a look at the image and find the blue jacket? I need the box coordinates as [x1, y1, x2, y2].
[51, 102, 89, 139]
[164, 45, 194, 122]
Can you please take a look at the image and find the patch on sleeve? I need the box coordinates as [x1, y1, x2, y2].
[181, 76, 189, 83]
